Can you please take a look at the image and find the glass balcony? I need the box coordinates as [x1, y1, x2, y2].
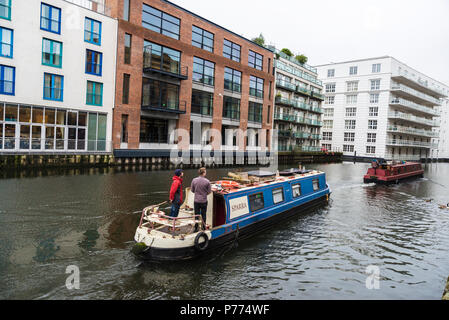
[276, 79, 296, 92]
[274, 60, 323, 87]
[387, 125, 438, 138]
[391, 70, 447, 98]
[390, 97, 439, 116]
[294, 132, 310, 139]
[386, 139, 433, 148]
[388, 111, 438, 127]
[391, 82, 442, 106]
[275, 49, 318, 74]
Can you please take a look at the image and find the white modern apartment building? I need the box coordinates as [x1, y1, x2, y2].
[316, 56, 448, 161]
[436, 98, 449, 160]
[273, 48, 324, 152]
[0, 0, 117, 154]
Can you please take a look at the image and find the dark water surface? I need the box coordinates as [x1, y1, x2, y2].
[1, 163, 449, 300]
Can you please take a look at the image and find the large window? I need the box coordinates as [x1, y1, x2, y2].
[0, 0, 11, 20]
[223, 96, 240, 120]
[372, 63, 381, 73]
[124, 33, 131, 64]
[248, 102, 262, 123]
[85, 17, 102, 45]
[371, 79, 381, 91]
[0, 103, 106, 152]
[349, 66, 358, 75]
[369, 107, 379, 117]
[249, 50, 263, 71]
[368, 120, 378, 130]
[224, 67, 241, 92]
[86, 81, 103, 106]
[122, 74, 130, 104]
[0, 27, 12, 58]
[345, 107, 357, 117]
[44, 73, 63, 101]
[346, 94, 357, 105]
[41, 3, 61, 34]
[140, 117, 168, 144]
[193, 57, 215, 86]
[344, 132, 355, 142]
[0, 65, 14, 95]
[223, 39, 241, 62]
[325, 83, 336, 93]
[142, 78, 180, 111]
[142, 4, 180, 40]
[191, 90, 213, 116]
[345, 120, 356, 130]
[85, 49, 102, 76]
[192, 25, 214, 52]
[42, 38, 62, 67]
[249, 76, 264, 98]
[249, 193, 264, 212]
[347, 81, 358, 92]
[143, 40, 181, 75]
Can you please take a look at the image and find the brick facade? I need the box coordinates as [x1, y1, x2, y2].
[106, 0, 275, 152]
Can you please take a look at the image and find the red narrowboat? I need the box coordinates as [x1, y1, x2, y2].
[364, 161, 424, 184]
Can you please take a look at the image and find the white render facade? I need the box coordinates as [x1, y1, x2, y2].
[0, 0, 117, 154]
[273, 49, 324, 153]
[316, 56, 448, 161]
[437, 98, 449, 160]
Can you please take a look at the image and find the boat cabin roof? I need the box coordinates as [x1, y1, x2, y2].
[212, 170, 324, 195]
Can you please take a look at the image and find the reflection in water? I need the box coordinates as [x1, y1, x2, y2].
[33, 238, 60, 263]
[78, 230, 100, 252]
[1, 163, 449, 299]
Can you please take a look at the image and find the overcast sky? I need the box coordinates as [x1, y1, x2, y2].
[170, 0, 449, 85]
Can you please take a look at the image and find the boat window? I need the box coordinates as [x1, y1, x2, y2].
[312, 179, 320, 191]
[292, 184, 301, 198]
[272, 188, 284, 204]
[249, 193, 264, 212]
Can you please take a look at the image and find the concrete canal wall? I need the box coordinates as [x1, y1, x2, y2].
[0, 151, 343, 170]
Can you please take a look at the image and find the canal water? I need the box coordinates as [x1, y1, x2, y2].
[0, 163, 449, 300]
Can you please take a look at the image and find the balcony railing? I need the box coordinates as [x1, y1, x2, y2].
[386, 139, 434, 148]
[388, 111, 438, 127]
[142, 100, 187, 114]
[391, 83, 441, 106]
[143, 46, 188, 79]
[274, 60, 323, 87]
[392, 70, 447, 98]
[390, 97, 439, 116]
[275, 49, 318, 74]
[276, 79, 296, 91]
[274, 113, 322, 127]
[275, 96, 323, 114]
[387, 125, 438, 138]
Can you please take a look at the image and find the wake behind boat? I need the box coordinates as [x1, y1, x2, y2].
[133, 169, 331, 262]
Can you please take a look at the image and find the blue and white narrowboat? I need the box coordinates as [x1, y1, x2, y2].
[133, 169, 331, 261]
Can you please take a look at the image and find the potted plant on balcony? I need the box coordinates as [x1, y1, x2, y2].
[295, 54, 308, 65]
[281, 48, 293, 57]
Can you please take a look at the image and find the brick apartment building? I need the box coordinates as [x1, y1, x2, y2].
[105, 0, 275, 157]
